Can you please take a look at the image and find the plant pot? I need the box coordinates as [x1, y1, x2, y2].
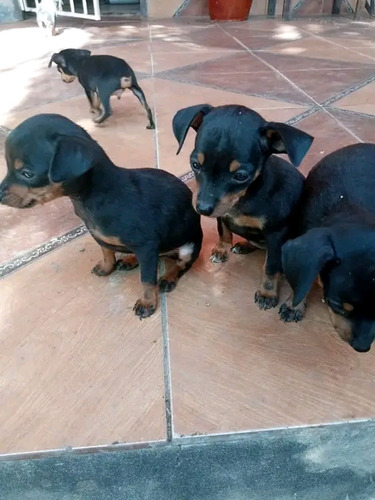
[208, 0, 253, 21]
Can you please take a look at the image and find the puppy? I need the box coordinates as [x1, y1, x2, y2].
[281, 143, 375, 352]
[0, 113, 202, 318]
[36, 0, 60, 36]
[48, 49, 155, 128]
[173, 104, 313, 310]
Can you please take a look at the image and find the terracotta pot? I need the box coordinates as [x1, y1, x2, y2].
[208, 0, 253, 21]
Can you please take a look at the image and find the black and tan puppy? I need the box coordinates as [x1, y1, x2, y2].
[173, 104, 313, 310]
[0, 114, 201, 318]
[281, 143, 375, 353]
[48, 49, 155, 128]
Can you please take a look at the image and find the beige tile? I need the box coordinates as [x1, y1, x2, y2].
[0, 80, 156, 168]
[153, 78, 306, 176]
[333, 81, 375, 115]
[0, 235, 165, 453]
[167, 218, 375, 437]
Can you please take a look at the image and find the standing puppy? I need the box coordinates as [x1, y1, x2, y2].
[173, 104, 313, 310]
[0, 114, 201, 318]
[36, 0, 60, 36]
[281, 143, 375, 352]
[48, 49, 155, 128]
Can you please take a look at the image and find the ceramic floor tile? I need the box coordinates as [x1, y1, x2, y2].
[167, 218, 375, 437]
[153, 79, 307, 177]
[328, 108, 375, 143]
[332, 80, 375, 115]
[292, 110, 359, 176]
[0, 235, 165, 453]
[0, 81, 156, 168]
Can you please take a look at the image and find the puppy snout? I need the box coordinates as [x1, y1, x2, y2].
[196, 201, 214, 216]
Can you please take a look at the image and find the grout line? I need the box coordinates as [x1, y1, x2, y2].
[1, 417, 373, 462]
[160, 292, 174, 442]
[0, 125, 11, 135]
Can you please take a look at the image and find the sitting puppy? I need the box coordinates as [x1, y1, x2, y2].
[281, 143, 375, 353]
[36, 0, 61, 36]
[48, 49, 155, 129]
[173, 104, 313, 310]
[0, 114, 202, 318]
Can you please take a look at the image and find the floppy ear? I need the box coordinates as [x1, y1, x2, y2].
[48, 52, 65, 68]
[282, 228, 336, 306]
[172, 104, 213, 155]
[259, 122, 314, 167]
[49, 136, 100, 183]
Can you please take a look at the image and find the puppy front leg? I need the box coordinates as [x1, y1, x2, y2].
[279, 294, 306, 322]
[255, 231, 285, 310]
[84, 88, 99, 115]
[92, 246, 116, 276]
[133, 249, 159, 319]
[94, 88, 112, 124]
[210, 218, 233, 263]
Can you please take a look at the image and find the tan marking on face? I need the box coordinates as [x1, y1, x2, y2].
[120, 76, 132, 89]
[14, 159, 24, 170]
[197, 152, 205, 165]
[60, 70, 76, 83]
[229, 160, 240, 173]
[231, 214, 266, 230]
[4, 183, 64, 208]
[328, 306, 353, 343]
[210, 188, 248, 217]
[343, 302, 354, 312]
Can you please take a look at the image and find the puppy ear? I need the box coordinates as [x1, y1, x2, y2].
[49, 136, 101, 183]
[173, 104, 213, 155]
[282, 228, 336, 306]
[259, 122, 314, 167]
[48, 52, 65, 68]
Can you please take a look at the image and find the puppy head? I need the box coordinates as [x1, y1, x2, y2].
[0, 113, 102, 209]
[282, 226, 375, 352]
[48, 49, 91, 83]
[173, 104, 313, 217]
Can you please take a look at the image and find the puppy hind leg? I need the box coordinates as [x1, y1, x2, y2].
[130, 83, 155, 130]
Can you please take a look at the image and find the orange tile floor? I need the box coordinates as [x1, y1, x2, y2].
[1, 14, 375, 455]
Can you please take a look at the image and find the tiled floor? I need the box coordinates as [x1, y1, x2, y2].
[1, 14, 375, 455]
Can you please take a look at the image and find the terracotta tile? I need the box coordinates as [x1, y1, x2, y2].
[332, 80, 375, 115]
[256, 51, 375, 71]
[293, 111, 358, 176]
[84, 42, 152, 74]
[0, 235, 165, 453]
[328, 108, 375, 143]
[152, 50, 240, 74]
[221, 25, 309, 50]
[0, 80, 156, 168]
[160, 63, 313, 106]
[262, 38, 375, 65]
[283, 68, 375, 103]
[153, 79, 307, 177]
[167, 218, 375, 437]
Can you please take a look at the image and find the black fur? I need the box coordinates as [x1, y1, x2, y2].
[281, 143, 375, 352]
[0, 114, 201, 318]
[48, 49, 155, 128]
[173, 104, 313, 311]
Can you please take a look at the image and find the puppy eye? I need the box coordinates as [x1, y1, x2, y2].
[191, 161, 201, 171]
[233, 171, 249, 182]
[21, 170, 34, 179]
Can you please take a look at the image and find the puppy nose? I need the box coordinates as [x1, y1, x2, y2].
[196, 202, 214, 216]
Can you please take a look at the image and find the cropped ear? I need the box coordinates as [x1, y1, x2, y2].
[282, 228, 336, 306]
[259, 122, 314, 167]
[49, 135, 100, 183]
[173, 104, 213, 155]
[48, 52, 65, 68]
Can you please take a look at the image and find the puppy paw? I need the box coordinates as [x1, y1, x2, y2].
[91, 261, 114, 277]
[231, 242, 256, 255]
[147, 123, 155, 130]
[279, 302, 305, 323]
[254, 291, 279, 310]
[210, 247, 229, 263]
[133, 299, 156, 319]
[158, 278, 177, 293]
[116, 255, 139, 271]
